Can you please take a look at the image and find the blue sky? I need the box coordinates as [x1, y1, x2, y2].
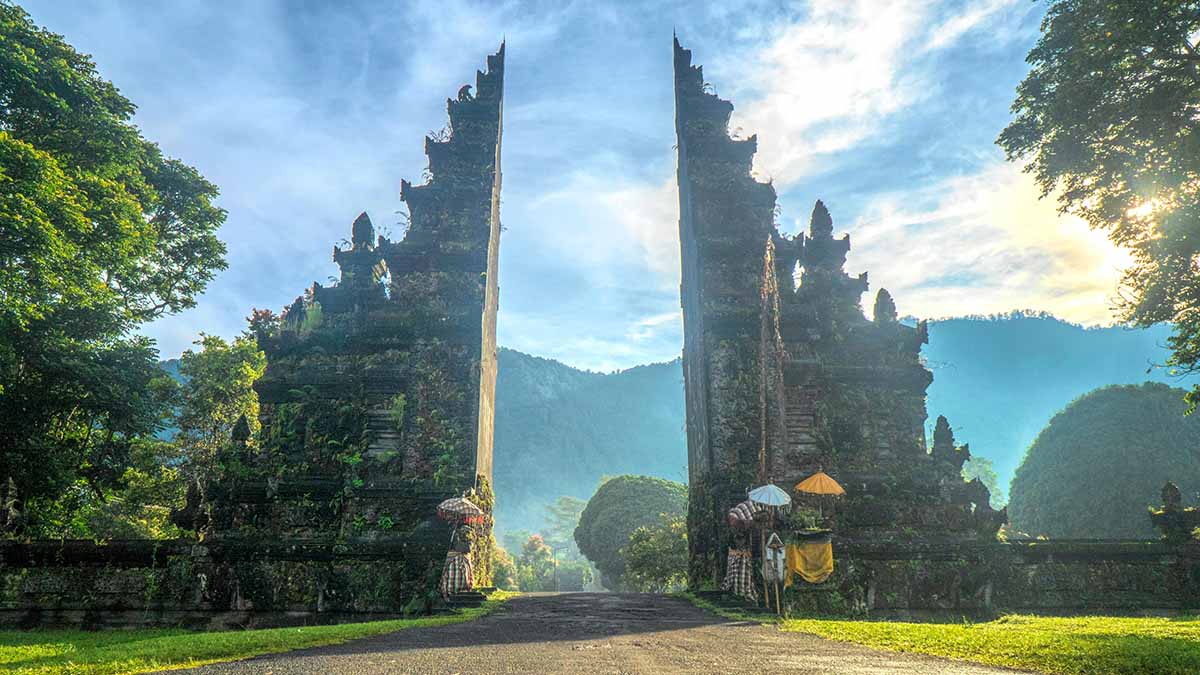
[25, 0, 1129, 372]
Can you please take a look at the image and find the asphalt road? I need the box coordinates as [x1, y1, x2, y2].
[170, 593, 1028, 674]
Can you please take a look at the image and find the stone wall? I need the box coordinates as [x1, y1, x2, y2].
[0, 533, 450, 629]
[784, 538, 1200, 618]
[674, 36, 779, 588]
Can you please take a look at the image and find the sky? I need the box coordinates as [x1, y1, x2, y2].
[24, 0, 1131, 372]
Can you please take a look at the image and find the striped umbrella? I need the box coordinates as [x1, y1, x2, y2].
[727, 500, 756, 528]
[437, 497, 484, 525]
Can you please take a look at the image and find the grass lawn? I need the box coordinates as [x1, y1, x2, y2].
[783, 614, 1200, 675]
[681, 593, 1200, 675]
[0, 592, 513, 675]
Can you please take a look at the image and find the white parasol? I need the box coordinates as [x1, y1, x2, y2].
[748, 483, 792, 508]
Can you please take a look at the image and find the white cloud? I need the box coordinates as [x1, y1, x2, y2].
[715, 0, 1024, 184]
[847, 162, 1131, 325]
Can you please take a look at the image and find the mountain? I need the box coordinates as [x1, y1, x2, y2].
[493, 349, 686, 534]
[1007, 382, 1200, 538]
[921, 313, 1188, 498]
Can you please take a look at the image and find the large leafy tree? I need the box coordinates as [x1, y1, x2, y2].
[998, 1, 1200, 405]
[174, 334, 266, 485]
[0, 3, 226, 532]
[1008, 382, 1200, 538]
[574, 475, 687, 590]
[541, 495, 586, 561]
[622, 513, 687, 592]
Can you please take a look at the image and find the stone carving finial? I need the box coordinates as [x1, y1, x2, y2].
[1151, 480, 1200, 543]
[231, 415, 251, 445]
[1163, 481, 1183, 512]
[351, 212, 375, 250]
[932, 415, 954, 454]
[810, 200, 833, 239]
[874, 289, 898, 323]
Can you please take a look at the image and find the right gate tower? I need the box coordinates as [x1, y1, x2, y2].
[673, 37, 1004, 587]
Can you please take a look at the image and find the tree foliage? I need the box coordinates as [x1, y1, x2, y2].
[573, 475, 687, 590]
[491, 546, 518, 591]
[1008, 382, 1200, 538]
[0, 3, 226, 531]
[541, 495, 586, 561]
[998, 0, 1200, 407]
[174, 334, 266, 484]
[622, 512, 687, 592]
[515, 534, 557, 592]
[962, 456, 1005, 510]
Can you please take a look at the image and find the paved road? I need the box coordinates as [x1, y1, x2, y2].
[173, 593, 1028, 674]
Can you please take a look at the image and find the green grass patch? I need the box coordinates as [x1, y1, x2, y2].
[678, 593, 1200, 674]
[0, 591, 514, 675]
[781, 614, 1200, 675]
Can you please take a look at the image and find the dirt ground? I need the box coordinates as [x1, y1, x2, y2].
[169, 592, 1029, 675]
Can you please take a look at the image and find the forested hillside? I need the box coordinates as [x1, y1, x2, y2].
[921, 313, 1186, 497]
[493, 349, 686, 533]
[1007, 383, 1200, 538]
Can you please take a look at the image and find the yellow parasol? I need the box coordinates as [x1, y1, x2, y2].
[794, 471, 845, 522]
[794, 471, 845, 496]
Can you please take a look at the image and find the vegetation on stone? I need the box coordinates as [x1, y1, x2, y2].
[574, 475, 687, 590]
[1009, 382, 1200, 539]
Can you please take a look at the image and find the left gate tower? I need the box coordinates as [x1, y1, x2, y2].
[176, 44, 504, 623]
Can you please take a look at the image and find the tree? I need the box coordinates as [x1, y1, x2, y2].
[492, 547, 518, 591]
[623, 513, 688, 592]
[175, 334, 266, 484]
[998, 1, 1200, 407]
[1008, 382, 1200, 538]
[542, 495, 586, 561]
[516, 534, 557, 592]
[962, 456, 1006, 510]
[574, 475, 687, 590]
[0, 3, 226, 531]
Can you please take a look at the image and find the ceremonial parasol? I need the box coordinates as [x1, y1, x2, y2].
[794, 471, 845, 519]
[747, 483, 790, 611]
[437, 497, 484, 525]
[795, 471, 845, 496]
[748, 483, 792, 508]
[727, 500, 756, 529]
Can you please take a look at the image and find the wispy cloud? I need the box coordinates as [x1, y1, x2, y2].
[848, 161, 1131, 325]
[715, 0, 1027, 185]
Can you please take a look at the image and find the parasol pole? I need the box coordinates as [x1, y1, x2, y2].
[761, 527, 769, 609]
[775, 578, 781, 616]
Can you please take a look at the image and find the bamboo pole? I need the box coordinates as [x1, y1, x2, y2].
[760, 528, 769, 608]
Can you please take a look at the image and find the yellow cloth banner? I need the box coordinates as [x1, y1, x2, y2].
[784, 541, 833, 586]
